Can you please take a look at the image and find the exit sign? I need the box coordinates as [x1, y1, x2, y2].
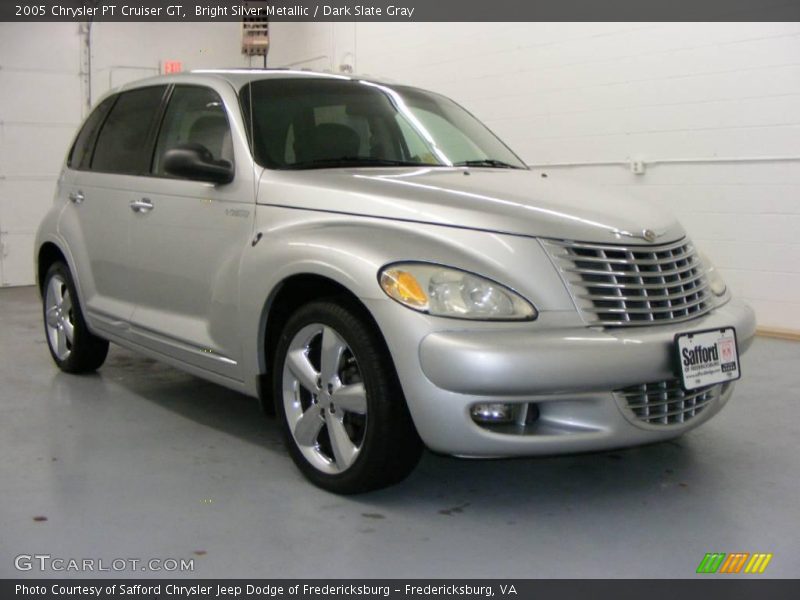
[162, 60, 183, 74]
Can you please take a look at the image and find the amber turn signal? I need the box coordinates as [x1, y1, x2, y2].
[380, 269, 429, 309]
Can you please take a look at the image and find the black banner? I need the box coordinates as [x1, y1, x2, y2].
[3, 0, 800, 22]
[3, 580, 800, 600]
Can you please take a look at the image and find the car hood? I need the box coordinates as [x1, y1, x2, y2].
[257, 167, 685, 244]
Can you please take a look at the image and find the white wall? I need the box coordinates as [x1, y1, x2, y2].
[88, 22, 255, 102]
[0, 22, 250, 287]
[0, 23, 83, 287]
[269, 22, 800, 332]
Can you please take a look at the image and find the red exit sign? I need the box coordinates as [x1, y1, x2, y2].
[162, 60, 183, 74]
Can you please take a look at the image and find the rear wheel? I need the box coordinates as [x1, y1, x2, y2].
[273, 299, 422, 494]
[42, 262, 109, 373]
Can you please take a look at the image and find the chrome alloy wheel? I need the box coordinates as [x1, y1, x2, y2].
[44, 274, 75, 361]
[282, 323, 368, 474]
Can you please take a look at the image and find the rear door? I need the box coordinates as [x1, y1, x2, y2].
[58, 86, 167, 337]
[128, 84, 255, 381]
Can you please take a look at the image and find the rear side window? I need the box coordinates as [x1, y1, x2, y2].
[91, 86, 167, 175]
[152, 85, 233, 176]
[68, 96, 116, 170]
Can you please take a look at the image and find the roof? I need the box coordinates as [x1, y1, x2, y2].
[118, 68, 397, 93]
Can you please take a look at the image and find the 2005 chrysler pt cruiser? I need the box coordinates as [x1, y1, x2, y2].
[36, 70, 756, 493]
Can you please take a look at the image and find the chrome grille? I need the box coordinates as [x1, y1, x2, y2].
[544, 237, 712, 327]
[615, 379, 723, 426]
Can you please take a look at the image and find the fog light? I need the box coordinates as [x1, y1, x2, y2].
[700, 252, 727, 297]
[471, 403, 514, 423]
[709, 276, 727, 296]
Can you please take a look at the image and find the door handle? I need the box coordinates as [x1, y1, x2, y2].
[130, 198, 154, 213]
[68, 191, 85, 204]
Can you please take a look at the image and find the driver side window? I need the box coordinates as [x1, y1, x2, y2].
[153, 86, 233, 176]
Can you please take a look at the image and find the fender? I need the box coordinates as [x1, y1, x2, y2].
[236, 204, 576, 393]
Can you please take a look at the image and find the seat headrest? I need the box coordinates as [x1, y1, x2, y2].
[189, 115, 230, 160]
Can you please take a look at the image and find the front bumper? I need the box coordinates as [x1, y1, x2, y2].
[365, 297, 756, 457]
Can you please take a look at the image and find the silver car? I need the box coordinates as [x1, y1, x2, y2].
[35, 70, 756, 493]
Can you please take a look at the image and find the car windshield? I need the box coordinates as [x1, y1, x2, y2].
[240, 77, 528, 170]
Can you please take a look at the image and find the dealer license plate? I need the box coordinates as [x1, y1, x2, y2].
[675, 327, 741, 391]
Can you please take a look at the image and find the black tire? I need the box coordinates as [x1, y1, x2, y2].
[273, 298, 422, 494]
[42, 262, 109, 373]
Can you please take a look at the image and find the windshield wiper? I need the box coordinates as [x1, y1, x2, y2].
[453, 159, 524, 169]
[285, 157, 434, 170]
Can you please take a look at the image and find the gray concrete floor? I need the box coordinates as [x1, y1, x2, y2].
[1, 285, 799, 579]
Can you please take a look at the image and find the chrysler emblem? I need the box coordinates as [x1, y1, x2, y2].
[612, 227, 665, 242]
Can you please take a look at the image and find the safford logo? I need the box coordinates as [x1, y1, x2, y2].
[682, 343, 719, 366]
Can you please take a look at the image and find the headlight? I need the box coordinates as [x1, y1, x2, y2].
[700, 252, 727, 296]
[379, 263, 537, 320]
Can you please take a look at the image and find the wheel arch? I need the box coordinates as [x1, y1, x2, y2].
[255, 272, 389, 414]
[37, 241, 69, 296]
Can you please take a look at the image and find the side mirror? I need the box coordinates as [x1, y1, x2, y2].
[162, 143, 234, 185]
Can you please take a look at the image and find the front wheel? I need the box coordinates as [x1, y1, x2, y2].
[42, 262, 109, 373]
[273, 299, 422, 494]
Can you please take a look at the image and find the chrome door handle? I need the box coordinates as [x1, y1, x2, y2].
[130, 198, 154, 213]
[68, 191, 84, 204]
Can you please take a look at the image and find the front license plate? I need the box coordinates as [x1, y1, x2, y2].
[675, 327, 741, 391]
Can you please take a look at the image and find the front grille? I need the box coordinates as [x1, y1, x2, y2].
[544, 237, 713, 327]
[615, 379, 722, 426]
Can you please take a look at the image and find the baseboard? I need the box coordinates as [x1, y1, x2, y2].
[756, 327, 800, 342]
